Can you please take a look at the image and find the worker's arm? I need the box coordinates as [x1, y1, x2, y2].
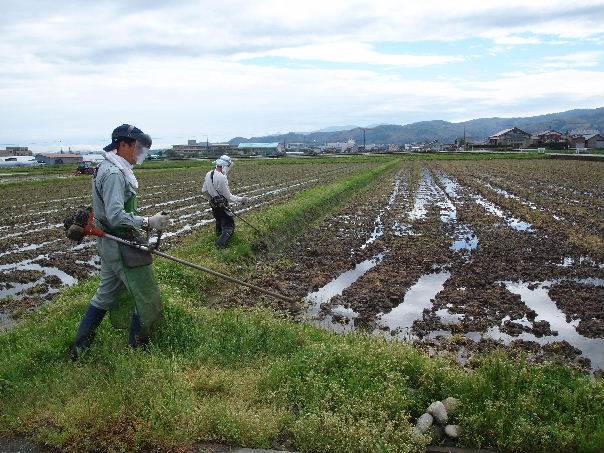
[101, 171, 145, 230]
[217, 176, 243, 203]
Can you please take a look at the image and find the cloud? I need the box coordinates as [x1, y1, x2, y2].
[1, 0, 604, 149]
[541, 51, 604, 69]
[234, 42, 464, 67]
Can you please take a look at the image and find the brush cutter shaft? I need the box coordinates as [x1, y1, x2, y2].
[230, 210, 263, 235]
[103, 233, 294, 303]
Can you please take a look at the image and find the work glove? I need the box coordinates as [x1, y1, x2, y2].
[148, 212, 170, 230]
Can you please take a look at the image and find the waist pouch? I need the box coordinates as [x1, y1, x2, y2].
[210, 195, 229, 209]
[119, 242, 153, 268]
[99, 223, 152, 268]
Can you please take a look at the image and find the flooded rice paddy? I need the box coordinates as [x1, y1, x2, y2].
[250, 159, 604, 373]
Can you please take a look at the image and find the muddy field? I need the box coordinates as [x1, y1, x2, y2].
[2, 157, 603, 374]
[247, 159, 604, 373]
[0, 160, 369, 326]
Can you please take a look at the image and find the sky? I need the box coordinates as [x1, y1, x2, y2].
[1, 0, 604, 151]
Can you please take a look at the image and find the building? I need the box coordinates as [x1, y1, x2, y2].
[585, 133, 604, 149]
[80, 153, 106, 163]
[488, 127, 531, 148]
[388, 144, 400, 152]
[34, 153, 83, 165]
[285, 142, 306, 150]
[237, 142, 285, 157]
[341, 139, 358, 153]
[567, 131, 604, 149]
[0, 156, 39, 167]
[322, 142, 345, 153]
[0, 146, 31, 157]
[172, 140, 210, 155]
[568, 135, 586, 149]
[538, 130, 564, 142]
[172, 140, 239, 158]
[530, 130, 565, 146]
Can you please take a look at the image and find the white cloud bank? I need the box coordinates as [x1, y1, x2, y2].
[1, 0, 603, 149]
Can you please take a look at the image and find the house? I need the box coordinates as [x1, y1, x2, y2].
[35, 153, 83, 165]
[568, 135, 586, 149]
[488, 127, 531, 148]
[530, 130, 565, 146]
[538, 130, 564, 143]
[0, 146, 31, 157]
[237, 142, 285, 157]
[568, 131, 604, 149]
[585, 133, 604, 149]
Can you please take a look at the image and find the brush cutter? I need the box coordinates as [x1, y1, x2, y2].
[227, 207, 277, 253]
[64, 207, 295, 303]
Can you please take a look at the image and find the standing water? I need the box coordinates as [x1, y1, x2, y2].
[486, 281, 604, 371]
[305, 253, 386, 330]
[378, 271, 451, 337]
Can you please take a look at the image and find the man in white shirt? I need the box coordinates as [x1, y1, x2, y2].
[202, 155, 249, 248]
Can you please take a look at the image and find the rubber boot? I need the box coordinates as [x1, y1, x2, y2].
[128, 312, 149, 348]
[70, 305, 106, 360]
[216, 226, 234, 248]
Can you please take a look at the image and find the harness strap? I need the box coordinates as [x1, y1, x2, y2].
[209, 170, 229, 207]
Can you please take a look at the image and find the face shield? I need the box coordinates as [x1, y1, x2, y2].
[134, 141, 149, 165]
[215, 155, 233, 174]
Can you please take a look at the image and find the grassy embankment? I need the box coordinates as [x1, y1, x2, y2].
[1, 157, 603, 453]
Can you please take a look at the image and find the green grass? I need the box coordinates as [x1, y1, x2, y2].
[0, 163, 79, 176]
[1, 158, 603, 453]
[544, 149, 604, 155]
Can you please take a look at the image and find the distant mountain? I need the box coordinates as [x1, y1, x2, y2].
[312, 125, 360, 133]
[228, 107, 604, 145]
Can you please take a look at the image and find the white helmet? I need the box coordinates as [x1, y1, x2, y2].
[214, 154, 232, 173]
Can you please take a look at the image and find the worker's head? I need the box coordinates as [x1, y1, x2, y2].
[214, 155, 233, 175]
[104, 124, 152, 165]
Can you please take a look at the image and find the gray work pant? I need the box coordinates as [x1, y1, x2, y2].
[90, 256, 129, 311]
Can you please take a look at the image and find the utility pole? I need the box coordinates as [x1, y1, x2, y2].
[200, 134, 209, 150]
[362, 128, 366, 151]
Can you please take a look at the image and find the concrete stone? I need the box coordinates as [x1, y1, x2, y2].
[427, 400, 448, 425]
[415, 412, 434, 433]
[445, 424, 461, 439]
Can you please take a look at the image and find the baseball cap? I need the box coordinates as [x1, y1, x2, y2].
[103, 124, 152, 151]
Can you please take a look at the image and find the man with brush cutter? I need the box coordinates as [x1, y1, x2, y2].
[202, 154, 250, 248]
[66, 137, 295, 359]
[69, 124, 169, 360]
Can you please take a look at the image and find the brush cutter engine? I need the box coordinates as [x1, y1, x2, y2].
[64, 206, 94, 243]
[209, 195, 229, 210]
